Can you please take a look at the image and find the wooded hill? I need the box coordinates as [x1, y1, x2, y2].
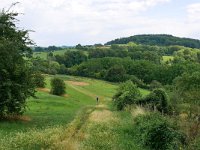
[105, 34, 200, 48]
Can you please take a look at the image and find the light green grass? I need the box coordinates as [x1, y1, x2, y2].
[0, 75, 149, 149]
[0, 75, 118, 136]
[162, 56, 174, 63]
[33, 49, 78, 60]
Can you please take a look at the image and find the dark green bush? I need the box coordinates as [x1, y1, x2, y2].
[139, 88, 170, 114]
[50, 78, 66, 96]
[133, 113, 186, 150]
[187, 136, 200, 150]
[129, 75, 150, 89]
[33, 73, 46, 88]
[113, 80, 141, 110]
[150, 80, 162, 90]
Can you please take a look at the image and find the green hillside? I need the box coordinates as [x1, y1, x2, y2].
[0, 75, 151, 149]
[105, 34, 200, 48]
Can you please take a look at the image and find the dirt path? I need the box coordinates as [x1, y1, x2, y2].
[53, 81, 116, 150]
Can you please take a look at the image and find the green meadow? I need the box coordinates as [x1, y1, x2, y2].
[0, 75, 150, 149]
[33, 49, 78, 60]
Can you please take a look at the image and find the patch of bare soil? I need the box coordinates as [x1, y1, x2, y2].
[0, 115, 31, 122]
[37, 88, 50, 93]
[63, 94, 69, 98]
[67, 81, 89, 86]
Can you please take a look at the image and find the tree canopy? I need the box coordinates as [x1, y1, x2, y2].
[0, 6, 35, 116]
[105, 34, 200, 48]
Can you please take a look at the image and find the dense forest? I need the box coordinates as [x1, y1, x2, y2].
[105, 34, 200, 48]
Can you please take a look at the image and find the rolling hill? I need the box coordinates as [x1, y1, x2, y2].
[105, 34, 200, 48]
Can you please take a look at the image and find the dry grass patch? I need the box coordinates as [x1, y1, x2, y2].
[67, 81, 89, 86]
[62, 94, 69, 98]
[37, 88, 50, 93]
[179, 113, 188, 120]
[130, 106, 146, 118]
[89, 109, 116, 123]
[0, 115, 31, 122]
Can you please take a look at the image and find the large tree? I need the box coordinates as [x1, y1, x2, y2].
[0, 5, 35, 116]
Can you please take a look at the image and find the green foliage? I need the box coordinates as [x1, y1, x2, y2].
[69, 56, 200, 85]
[0, 7, 35, 116]
[33, 73, 46, 88]
[173, 71, 200, 105]
[55, 51, 87, 68]
[187, 136, 200, 150]
[32, 57, 65, 75]
[105, 65, 127, 82]
[173, 48, 200, 63]
[149, 80, 162, 90]
[50, 78, 66, 96]
[129, 75, 149, 89]
[34, 45, 64, 52]
[106, 34, 200, 48]
[133, 113, 186, 150]
[139, 89, 170, 114]
[113, 81, 141, 110]
[88, 44, 162, 63]
[75, 44, 83, 50]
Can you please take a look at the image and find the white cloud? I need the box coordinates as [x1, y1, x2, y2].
[187, 3, 200, 23]
[5, 0, 200, 46]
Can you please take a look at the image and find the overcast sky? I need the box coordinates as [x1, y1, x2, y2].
[1, 0, 200, 46]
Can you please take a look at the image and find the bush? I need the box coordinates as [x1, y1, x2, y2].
[50, 78, 66, 96]
[113, 80, 141, 110]
[133, 113, 186, 150]
[187, 136, 200, 150]
[33, 73, 46, 88]
[129, 75, 149, 89]
[139, 88, 170, 114]
[150, 80, 162, 90]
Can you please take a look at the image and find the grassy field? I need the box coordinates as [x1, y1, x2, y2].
[33, 49, 78, 59]
[0, 75, 149, 149]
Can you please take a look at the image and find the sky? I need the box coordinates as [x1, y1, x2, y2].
[1, 0, 200, 46]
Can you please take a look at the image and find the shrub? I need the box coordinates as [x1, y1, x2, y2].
[33, 73, 46, 88]
[139, 88, 170, 114]
[133, 113, 186, 150]
[129, 75, 149, 89]
[187, 136, 200, 150]
[50, 78, 66, 96]
[113, 80, 141, 110]
[149, 80, 162, 90]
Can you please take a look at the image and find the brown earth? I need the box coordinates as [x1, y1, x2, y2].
[1, 115, 31, 122]
[67, 81, 89, 86]
[37, 88, 50, 93]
